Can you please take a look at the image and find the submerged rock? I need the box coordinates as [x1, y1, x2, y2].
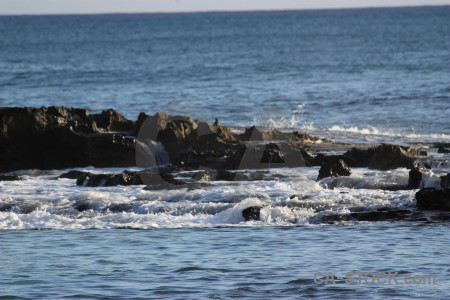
[317, 158, 351, 181]
[350, 210, 413, 222]
[59, 170, 91, 179]
[0, 175, 25, 181]
[75, 169, 178, 187]
[242, 206, 262, 221]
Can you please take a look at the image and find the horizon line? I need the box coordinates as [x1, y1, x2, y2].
[1, 4, 448, 17]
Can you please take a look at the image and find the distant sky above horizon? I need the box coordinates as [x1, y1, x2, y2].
[1, 0, 450, 15]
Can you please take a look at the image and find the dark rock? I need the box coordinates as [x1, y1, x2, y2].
[143, 181, 213, 191]
[215, 169, 236, 181]
[107, 203, 134, 213]
[440, 174, 450, 191]
[77, 173, 118, 187]
[407, 168, 423, 189]
[0, 107, 136, 172]
[313, 144, 427, 171]
[76, 173, 92, 186]
[318, 214, 354, 224]
[237, 126, 325, 143]
[350, 210, 412, 221]
[90, 109, 134, 132]
[342, 147, 374, 167]
[437, 145, 450, 153]
[260, 143, 285, 164]
[416, 188, 450, 211]
[242, 206, 262, 221]
[239, 126, 264, 141]
[59, 170, 91, 179]
[317, 158, 351, 181]
[228, 143, 309, 170]
[0, 203, 13, 211]
[0, 175, 25, 181]
[134, 112, 240, 168]
[74, 202, 93, 212]
[368, 144, 423, 170]
[76, 169, 178, 187]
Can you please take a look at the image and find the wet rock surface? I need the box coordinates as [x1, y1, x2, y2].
[317, 158, 351, 181]
[3, 106, 448, 221]
[0, 175, 25, 181]
[312, 144, 426, 171]
[242, 206, 262, 221]
[415, 174, 450, 211]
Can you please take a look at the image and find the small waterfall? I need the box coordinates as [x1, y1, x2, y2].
[154, 141, 170, 166]
[136, 139, 170, 168]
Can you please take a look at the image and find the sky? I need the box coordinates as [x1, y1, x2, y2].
[1, 0, 450, 15]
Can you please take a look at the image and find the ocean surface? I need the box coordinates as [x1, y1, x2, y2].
[1, 6, 450, 299]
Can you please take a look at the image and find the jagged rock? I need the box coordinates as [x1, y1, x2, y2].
[368, 144, 424, 170]
[135, 112, 239, 167]
[0, 107, 136, 172]
[237, 127, 324, 143]
[239, 126, 264, 141]
[317, 158, 351, 181]
[416, 188, 450, 211]
[312, 144, 427, 171]
[242, 206, 261, 221]
[407, 167, 423, 189]
[90, 109, 134, 132]
[0, 175, 24, 181]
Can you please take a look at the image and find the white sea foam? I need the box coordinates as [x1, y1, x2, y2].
[0, 166, 426, 230]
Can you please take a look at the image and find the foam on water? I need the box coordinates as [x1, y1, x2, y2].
[0, 166, 430, 230]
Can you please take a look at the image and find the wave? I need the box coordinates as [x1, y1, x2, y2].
[325, 125, 450, 140]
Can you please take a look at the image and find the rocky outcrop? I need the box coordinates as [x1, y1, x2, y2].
[311, 144, 427, 171]
[416, 174, 450, 211]
[0, 107, 430, 177]
[317, 158, 351, 181]
[0, 107, 136, 172]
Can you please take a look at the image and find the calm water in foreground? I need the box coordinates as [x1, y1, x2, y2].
[2, 224, 449, 299]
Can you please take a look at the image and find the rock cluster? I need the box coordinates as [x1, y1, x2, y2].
[2, 106, 444, 218]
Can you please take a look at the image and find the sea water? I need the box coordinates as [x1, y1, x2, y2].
[0, 6, 449, 299]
